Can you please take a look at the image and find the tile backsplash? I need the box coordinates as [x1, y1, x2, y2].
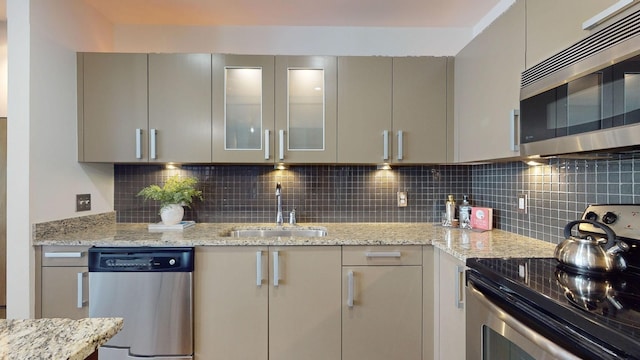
[114, 155, 640, 244]
[115, 164, 470, 224]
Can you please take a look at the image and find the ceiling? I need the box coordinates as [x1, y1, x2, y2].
[82, 0, 502, 28]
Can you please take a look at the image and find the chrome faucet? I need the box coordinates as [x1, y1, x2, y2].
[276, 182, 283, 226]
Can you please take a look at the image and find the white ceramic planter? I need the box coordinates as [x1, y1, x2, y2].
[160, 204, 185, 225]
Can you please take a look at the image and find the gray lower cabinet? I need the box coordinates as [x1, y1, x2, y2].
[342, 246, 424, 360]
[434, 247, 466, 360]
[194, 246, 342, 360]
[38, 246, 89, 319]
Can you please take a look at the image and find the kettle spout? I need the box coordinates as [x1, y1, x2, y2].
[606, 240, 630, 255]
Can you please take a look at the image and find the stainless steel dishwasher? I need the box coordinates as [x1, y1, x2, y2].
[88, 247, 194, 360]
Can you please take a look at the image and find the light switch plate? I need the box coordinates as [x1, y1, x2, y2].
[517, 193, 527, 214]
[397, 191, 408, 207]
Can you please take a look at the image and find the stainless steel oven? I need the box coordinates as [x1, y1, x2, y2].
[467, 205, 640, 360]
[466, 272, 579, 360]
[466, 256, 640, 360]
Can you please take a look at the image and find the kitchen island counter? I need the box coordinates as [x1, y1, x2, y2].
[0, 317, 123, 360]
[33, 217, 556, 261]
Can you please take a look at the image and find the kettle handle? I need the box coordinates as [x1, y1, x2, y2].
[564, 219, 617, 250]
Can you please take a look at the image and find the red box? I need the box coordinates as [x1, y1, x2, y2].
[470, 207, 493, 231]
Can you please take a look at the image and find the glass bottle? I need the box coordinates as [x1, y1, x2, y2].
[444, 194, 456, 227]
[460, 195, 472, 229]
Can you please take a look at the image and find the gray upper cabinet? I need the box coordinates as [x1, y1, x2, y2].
[455, 0, 525, 163]
[525, 0, 619, 69]
[212, 55, 275, 164]
[79, 53, 212, 163]
[393, 57, 450, 164]
[337, 56, 450, 164]
[275, 56, 338, 164]
[337, 57, 392, 164]
[148, 53, 212, 163]
[78, 53, 148, 163]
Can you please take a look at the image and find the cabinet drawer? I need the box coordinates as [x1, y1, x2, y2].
[42, 246, 90, 266]
[342, 246, 422, 266]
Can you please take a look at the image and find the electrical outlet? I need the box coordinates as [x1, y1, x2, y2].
[76, 194, 91, 212]
[397, 191, 408, 207]
[517, 193, 527, 214]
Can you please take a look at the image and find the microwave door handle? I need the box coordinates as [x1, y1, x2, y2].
[510, 109, 520, 152]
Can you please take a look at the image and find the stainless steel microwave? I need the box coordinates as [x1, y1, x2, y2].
[519, 6, 640, 157]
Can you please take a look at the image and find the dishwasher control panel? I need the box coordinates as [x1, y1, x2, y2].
[89, 247, 194, 272]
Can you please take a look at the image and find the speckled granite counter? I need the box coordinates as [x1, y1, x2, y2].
[33, 221, 557, 261]
[0, 317, 123, 360]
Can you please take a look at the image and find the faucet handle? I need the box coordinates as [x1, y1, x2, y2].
[276, 182, 281, 190]
[289, 208, 297, 225]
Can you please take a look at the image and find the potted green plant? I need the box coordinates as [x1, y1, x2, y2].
[137, 174, 204, 225]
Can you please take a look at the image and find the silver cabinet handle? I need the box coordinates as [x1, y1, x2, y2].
[44, 251, 84, 258]
[382, 130, 389, 161]
[273, 251, 280, 287]
[397, 130, 404, 160]
[77, 272, 88, 309]
[135, 128, 143, 159]
[256, 251, 263, 287]
[150, 128, 157, 159]
[365, 251, 401, 258]
[278, 130, 285, 161]
[347, 270, 355, 308]
[264, 129, 271, 160]
[455, 265, 465, 309]
[510, 109, 520, 152]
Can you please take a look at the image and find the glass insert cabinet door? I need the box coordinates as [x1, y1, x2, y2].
[225, 67, 262, 151]
[276, 56, 337, 164]
[212, 55, 275, 163]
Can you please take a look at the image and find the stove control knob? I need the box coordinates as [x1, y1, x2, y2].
[602, 212, 618, 225]
[169, 258, 176, 266]
[584, 211, 598, 221]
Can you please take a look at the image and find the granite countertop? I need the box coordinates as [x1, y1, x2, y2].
[33, 221, 557, 261]
[0, 317, 123, 360]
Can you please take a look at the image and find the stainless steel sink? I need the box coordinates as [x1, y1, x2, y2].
[228, 228, 327, 238]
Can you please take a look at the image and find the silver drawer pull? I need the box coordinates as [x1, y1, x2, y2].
[44, 252, 84, 258]
[365, 251, 401, 258]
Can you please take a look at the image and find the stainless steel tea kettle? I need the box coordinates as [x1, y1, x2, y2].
[555, 219, 629, 273]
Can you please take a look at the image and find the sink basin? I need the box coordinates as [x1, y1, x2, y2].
[228, 228, 327, 238]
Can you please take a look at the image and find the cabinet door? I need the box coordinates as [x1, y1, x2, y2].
[149, 53, 212, 163]
[212, 55, 275, 163]
[194, 247, 268, 360]
[269, 246, 341, 360]
[435, 249, 466, 360]
[342, 265, 422, 360]
[455, 0, 524, 162]
[79, 53, 148, 162]
[526, 0, 619, 68]
[337, 57, 392, 163]
[275, 56, 337, 163]
[393, 57, 449, 164]
[41, 266, 88, 319]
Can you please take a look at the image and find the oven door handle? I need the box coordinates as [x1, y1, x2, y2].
[467, 281, 581, 360]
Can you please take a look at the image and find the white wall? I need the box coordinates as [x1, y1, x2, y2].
[6, 0, 113, 319]
[114, 24, 472, 56]
[0, 21, 6, 117]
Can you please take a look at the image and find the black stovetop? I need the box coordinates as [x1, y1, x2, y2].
[467, 257, 640, 359]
